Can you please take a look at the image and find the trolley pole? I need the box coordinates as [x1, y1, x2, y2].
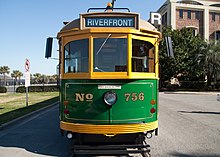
[25, 59, 30, 107]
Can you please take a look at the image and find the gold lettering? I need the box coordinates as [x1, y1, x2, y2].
[75, 93, 85, 101]
[124, 92, 145, 102]
[124, 93, 131, 102]
[86, 94, 93, 102]
[131, 93, 138, 101]
[139, 93, 145, 101]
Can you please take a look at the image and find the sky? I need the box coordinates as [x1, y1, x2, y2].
[0, 0, 164, 76]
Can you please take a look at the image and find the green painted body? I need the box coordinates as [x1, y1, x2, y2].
[60, 79, 158, 125]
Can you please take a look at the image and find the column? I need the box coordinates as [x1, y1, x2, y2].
[170, 2, 176, 29]
[204, 8, 209, 41]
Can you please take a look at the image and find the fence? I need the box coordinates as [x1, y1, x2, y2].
[0, 79, 58, 93]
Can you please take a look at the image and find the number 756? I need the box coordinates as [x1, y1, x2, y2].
[124, 93, 144, 102]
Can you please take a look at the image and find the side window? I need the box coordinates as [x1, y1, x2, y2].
[64, 39, 89, 73]
[132, 39, 155, 73]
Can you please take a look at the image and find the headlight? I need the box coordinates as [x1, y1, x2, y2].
[103, 91, 117, 106]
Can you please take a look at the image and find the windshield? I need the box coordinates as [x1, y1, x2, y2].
[94, 37, 127, 72]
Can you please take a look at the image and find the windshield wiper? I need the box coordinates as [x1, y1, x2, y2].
[94, 67, 105, 72]
[96, 34, 112, 55]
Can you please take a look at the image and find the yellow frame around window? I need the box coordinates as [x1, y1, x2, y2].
[128, 34, 159, 79]
[91, 33, 128, 79]
[60, 29, 159, 80]
[61, 34, 91, 79]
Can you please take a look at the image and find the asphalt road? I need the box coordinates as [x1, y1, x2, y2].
[0, 92, 220, 157]
[0, 105, 73, 157]
[149, 92, 220, 157]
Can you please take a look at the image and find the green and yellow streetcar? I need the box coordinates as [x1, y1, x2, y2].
[45, 1, 161, 156]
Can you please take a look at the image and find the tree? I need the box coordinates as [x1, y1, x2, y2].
[33, 73, 42, 84]
[159, 27, 206, 87]
[49, 74, 58, 83]
[32, 73, 58, 84]
[0, 66, 10, 86]
[196, 40, 220, 86]
[11, 70, 23, 85]
[42, 75, 49, 84]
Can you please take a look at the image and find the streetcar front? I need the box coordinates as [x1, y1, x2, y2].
[45, 6, 161, 155]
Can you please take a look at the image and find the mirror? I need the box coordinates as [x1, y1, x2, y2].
[45, 37, 53, 58]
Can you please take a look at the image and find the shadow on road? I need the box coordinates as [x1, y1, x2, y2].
[169, 152, 220, 157]
[178, 111, 220, 115]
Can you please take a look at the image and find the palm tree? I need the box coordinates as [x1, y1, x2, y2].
[33, 73, 42, 84]
[11, 70, 23, 85]
[196, 40, 220, 86]
[0, 66, 10, 86]
[42, 75, 49, 84]
[49, 74, 58, 83]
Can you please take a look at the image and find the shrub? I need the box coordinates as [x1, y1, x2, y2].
[180, 81, 206, 90]
[0, 86, 7, 93]
[16, 85, 59, 93]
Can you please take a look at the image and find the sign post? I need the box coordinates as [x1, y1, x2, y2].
[25, 59, 30, 107]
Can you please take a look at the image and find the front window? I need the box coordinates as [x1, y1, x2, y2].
[132, 39, 155, 73]
[64, 39, 89, 73]
[94, 36, 127, 72]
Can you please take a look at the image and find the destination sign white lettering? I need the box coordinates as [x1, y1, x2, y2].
[85, 17, 135, 27]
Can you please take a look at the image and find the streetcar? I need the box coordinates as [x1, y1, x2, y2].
[45, 1, 161, 156]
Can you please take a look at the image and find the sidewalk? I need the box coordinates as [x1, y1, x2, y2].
[163, 91, 220, 95]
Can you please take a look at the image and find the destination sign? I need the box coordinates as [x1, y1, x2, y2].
[85, 17, 135, 27]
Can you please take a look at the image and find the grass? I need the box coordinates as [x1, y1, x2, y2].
[0, 92, 59, 125]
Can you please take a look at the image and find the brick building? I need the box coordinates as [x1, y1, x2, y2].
[157, 0, 220, 41]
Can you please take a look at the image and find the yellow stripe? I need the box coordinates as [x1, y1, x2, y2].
[60, 121, 158, 135]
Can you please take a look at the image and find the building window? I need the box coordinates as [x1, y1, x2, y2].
[187, 27, 198, 36]
[179, 9, 183, 18]
[216, 31, 220, 40]
[192, 29, 198, 36]
[212, 12, 216, 21]
[187, 10, 191, 19]
[162, 12, 167, 25]
[195, 11, 200, 20]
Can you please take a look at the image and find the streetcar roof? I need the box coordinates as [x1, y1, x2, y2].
[61, 18, 80, 32]
[60, 12, 159, 33]
[60, 18, 156, 32]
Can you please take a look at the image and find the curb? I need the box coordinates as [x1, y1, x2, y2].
[163, 91, 219, 95]
[0, 101, 59, 130]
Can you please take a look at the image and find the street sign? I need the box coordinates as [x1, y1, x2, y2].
[24, 58, 30, 107]
[25, 72, 30, 87]
[25, 59, 30, 72]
